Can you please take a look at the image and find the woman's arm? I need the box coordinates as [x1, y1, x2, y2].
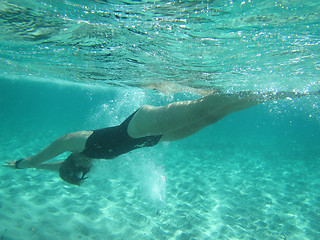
[5, 131, 92, 169]
[35, 161, 63, 172]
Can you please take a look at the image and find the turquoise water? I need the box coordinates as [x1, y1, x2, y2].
[1, 0, 320, 239]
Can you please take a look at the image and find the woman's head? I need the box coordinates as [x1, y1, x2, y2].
[59, 153, 92, 186]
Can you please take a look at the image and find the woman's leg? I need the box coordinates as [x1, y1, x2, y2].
[161, 91, 314, 141]
[128, 91, 259, 138]
[16, 131, 92, 169]
[160, 114, 224, 141]
[160, 97, 256, 141]
[128, 91, 309, 140]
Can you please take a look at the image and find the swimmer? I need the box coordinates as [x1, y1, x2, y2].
[4, 90, 319, 185]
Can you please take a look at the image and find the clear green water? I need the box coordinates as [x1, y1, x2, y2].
[1, 0, 319, 90]
[0, 0, 320, 239]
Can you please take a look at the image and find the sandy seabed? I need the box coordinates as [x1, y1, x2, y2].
[1, 122, 320, 240]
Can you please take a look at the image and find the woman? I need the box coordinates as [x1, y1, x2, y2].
[4, 90, 316, 185]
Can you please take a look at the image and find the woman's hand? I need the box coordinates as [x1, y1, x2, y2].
[3, 160, 17, 168]
[2, 159, 24, 169]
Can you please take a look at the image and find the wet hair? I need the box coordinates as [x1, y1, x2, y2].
[59, 153, 92, 186]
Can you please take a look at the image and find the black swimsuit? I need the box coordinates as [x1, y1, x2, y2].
[81, 110, 162, 159]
